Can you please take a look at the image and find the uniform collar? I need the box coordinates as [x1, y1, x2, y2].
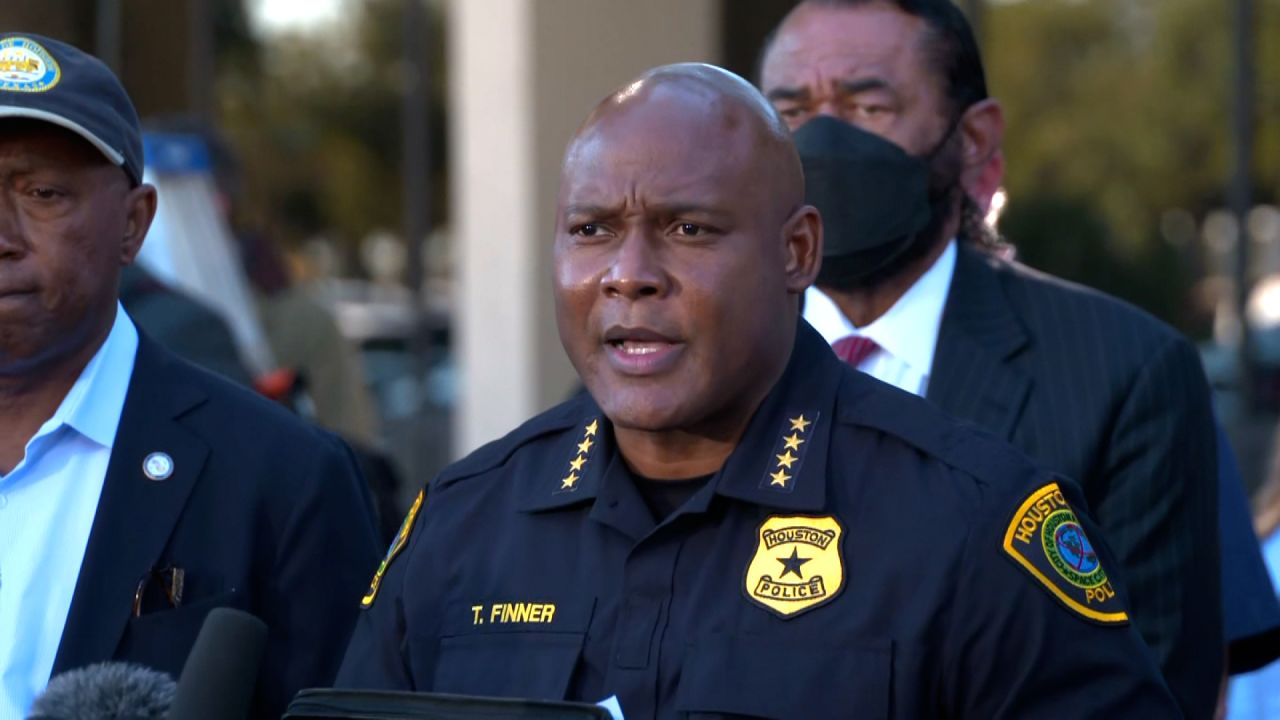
[709, 321, 837, 512]
[519, 407, 610, 512]
[521, 321, 841, 514]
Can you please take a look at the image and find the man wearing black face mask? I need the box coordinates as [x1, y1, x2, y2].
[791, 112, 962, 299]
[762, 1, 1227, 716]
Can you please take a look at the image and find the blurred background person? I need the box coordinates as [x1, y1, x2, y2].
[235, 226, 381, 448]
[118, 262, 255, 386]
[235, 219, 406, 543]
[131, 104, 404, 540]
[176, 121, 383, 448]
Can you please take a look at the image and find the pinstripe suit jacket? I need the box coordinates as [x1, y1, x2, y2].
[928, 243, 1220, 718]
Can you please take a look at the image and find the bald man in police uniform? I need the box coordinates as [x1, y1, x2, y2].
[337, 64, 1177, 717]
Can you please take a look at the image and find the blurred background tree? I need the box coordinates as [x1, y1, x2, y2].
[986, 0, 1279, 339]
[217, 0, 447, 270]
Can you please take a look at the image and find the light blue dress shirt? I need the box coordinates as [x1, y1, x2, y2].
[0, 305, 138, 720]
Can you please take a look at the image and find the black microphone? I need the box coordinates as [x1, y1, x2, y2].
[166, 607, 268, 720]
[27, 662, 176, 720]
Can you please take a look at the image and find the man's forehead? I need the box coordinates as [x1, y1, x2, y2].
[0, 119, 115, 166]
[565, 99, 756, 183]
[560, 134, 744, 210]
[589, 81, 757, 138]
[763, 2, 930, 88]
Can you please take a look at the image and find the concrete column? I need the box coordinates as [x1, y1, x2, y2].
[449, 0, 720, 456]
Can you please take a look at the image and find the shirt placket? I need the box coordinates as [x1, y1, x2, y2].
[586, 457, 689, 720]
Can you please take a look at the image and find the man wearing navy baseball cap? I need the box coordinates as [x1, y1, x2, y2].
[0, 34, 381, 719]
[0, 33, 144, 183]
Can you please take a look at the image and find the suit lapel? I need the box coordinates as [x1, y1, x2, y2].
[52, 337, 210, 675]
[927, 245, 1032, 441]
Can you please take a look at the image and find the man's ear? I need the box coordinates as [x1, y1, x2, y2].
[958, 98, 1004, 206]
[970, 149, 1004, 215]
[782, 204, 823, 292]
[121, 183, 158, 265]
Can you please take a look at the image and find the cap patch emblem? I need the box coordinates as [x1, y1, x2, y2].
[0, 37, 61, 93]
[361, 488, 424, 609]
[744, 515, 845, 618]
[1002, 482, 1128, 624]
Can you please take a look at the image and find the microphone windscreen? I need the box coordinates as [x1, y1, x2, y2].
[28, 662, 175, 719]
[166, 607, 268, 720]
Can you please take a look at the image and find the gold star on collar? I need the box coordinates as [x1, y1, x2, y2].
[585, 419, 599, 436]
[569, 456, 586, 472]
[577, 437, 594, 455]
[775, 450, 797, 469]
[782, 433, 804, 451]
[788, 415, 811, 432]
[561, 472, 580, 489]
[769, 469, 791, 488]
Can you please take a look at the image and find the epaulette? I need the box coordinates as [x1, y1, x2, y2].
[361, 394, 594, 610]
[835, 374, 1033, 486]
[434, 393, 595, 490]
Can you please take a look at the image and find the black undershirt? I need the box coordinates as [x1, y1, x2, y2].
[631, 472, 714, 522]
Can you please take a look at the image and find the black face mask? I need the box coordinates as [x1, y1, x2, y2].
[793, 115, 959, 290]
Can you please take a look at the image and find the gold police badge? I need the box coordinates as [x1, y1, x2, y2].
[744, 515, 844, 618]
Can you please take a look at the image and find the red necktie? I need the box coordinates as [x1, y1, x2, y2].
[833, 335, 879, 367]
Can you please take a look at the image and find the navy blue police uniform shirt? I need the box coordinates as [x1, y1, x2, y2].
[338, 322, 1179, 718]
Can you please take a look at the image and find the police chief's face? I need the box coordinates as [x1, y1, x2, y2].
[554, 86, 802, 434]
[0, 121, 151, 373]
[760, 1, 952, 158]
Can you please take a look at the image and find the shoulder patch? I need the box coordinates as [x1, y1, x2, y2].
[1002, 482, 1128, 625]
[361, 488, 424, 609]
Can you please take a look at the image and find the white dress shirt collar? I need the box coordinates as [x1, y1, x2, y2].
[804, 239, 958, 381]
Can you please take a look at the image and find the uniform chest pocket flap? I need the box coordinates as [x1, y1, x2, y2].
[676, 636, 891, 720]
[431, 596, 595, 700]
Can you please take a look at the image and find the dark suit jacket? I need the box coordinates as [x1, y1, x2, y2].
[119, 264, 255, 387]
[49, 335, 382, 719]
[928, 244, 1220, 718]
